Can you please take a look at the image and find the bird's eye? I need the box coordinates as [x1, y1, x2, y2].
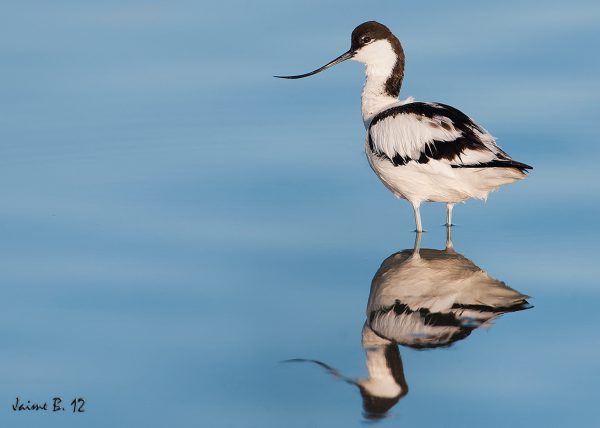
[362, 36, 372, 44]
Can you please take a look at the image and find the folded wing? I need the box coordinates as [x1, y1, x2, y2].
[368, 102, 532, 172]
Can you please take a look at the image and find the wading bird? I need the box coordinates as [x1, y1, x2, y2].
[276, 21, 532, 231]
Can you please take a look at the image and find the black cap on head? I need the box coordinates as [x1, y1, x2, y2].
[350, 21, 393, 51]
[358, 387, 401, 420]
[275, 20, 403, 93]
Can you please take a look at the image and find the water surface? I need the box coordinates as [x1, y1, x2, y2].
[0, 1, 599, 426]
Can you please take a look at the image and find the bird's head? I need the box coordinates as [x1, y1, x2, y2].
[275, 21, 404, 80]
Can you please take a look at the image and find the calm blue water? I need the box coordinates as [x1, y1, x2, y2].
[1, 1, 599, 426]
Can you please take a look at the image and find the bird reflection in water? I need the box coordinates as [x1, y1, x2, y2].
[286, 228, 531, 420]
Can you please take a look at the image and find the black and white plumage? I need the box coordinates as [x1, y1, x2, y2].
[277, 21, 532, 231]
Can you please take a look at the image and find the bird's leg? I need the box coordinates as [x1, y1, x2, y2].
[411, 202, 423, 232]
[445, 203, 455, 227]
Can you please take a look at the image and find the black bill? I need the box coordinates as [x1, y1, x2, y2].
[275, 50, 354, 79]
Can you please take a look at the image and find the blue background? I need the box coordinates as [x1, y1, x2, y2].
[0, 0, 599, 426]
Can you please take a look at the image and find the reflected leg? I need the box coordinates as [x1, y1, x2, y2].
[445, 225, 454, 251]
[413, 231, 423, 255]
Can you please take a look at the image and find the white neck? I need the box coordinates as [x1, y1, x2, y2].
[351, 40, 401, 128]
[361, 72, 398, 128]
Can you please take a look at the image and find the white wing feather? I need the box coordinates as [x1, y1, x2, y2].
[368, 102, 504, 166]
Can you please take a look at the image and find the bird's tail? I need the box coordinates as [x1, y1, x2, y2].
[454, 159, 533, 173]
